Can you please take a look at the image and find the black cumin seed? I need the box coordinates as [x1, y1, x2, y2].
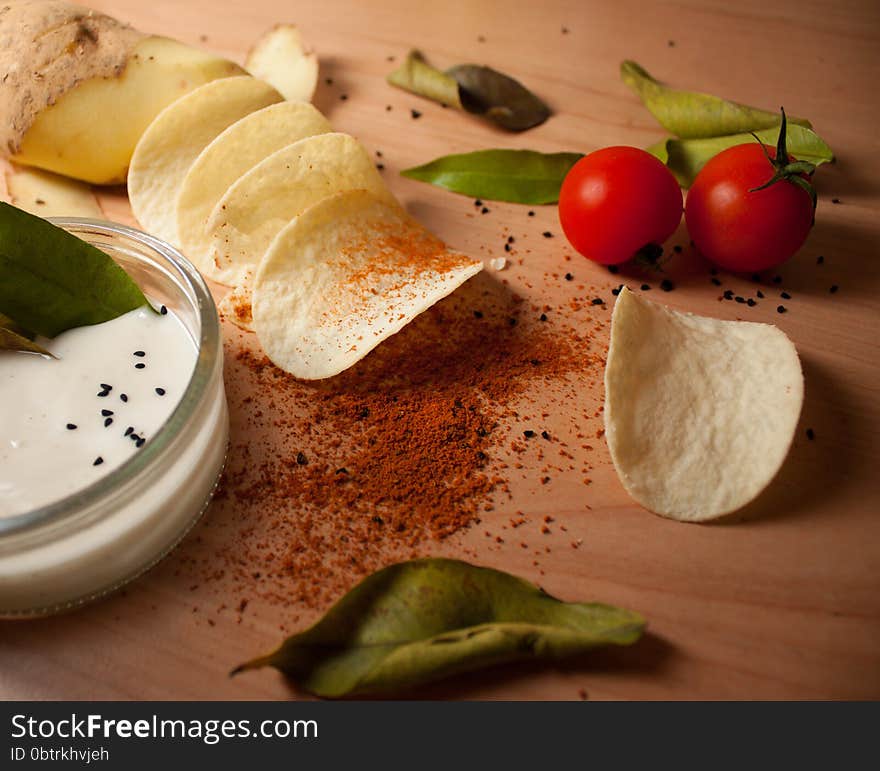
[592, 297, 604, 305]
[747, 298, 756, 307]
[325, 77, 333, 85]
[735, 296, 745, 304]
[523, 430, 536, 438]
[160, 305, 168, 315]
[641, 283, 651, 291]
[504, 243, 511, 252]
[817, 255, 825, 264]
[831, 198, 841, 204]
[612, 287, 621, 296]
[806, 428, 815, 440]
[608, 265, 619, 274]
[660, 279, 674, 292]
[133, 350, 145, 357]
[564, 272, 573, 281]
[481, 207, 489, 214]
[542, 231, 553, 238]
[340, 94, 348, 101]
[541, 430, 551, 440]
[120, 393, 128, 402]
[97, 390, 110, 397]
[723, 290, 734, 300]
[101, 409, 113, 416]
[130, 433, 140, 442]
[829, 284, 839, 293]
[66, 423, 77, 430]
[100, 383, 112, 390]
[711, 277, 722, 286]
[410, 109, 421, 119]
[375, 150, 383, 158]
[777, 305, 787, 313]
[376, 163, 384, 171]
[136, 438, 145, 448]
[507, 236, 515, 243]
[93, 457, 103, 466]
[296, 451, 308, 465]
[781, 291, 791, 299]
[155, 387, 166, 396]
[135, 363, 146, 369]
[528, 210, 535, 217]
[124, 426, 134, 437]
[474, 199, 482, 207]
[508, 317, 518, 326]
[757, 290, 765, 298]
[104, 417, 113, 427]
[473, 310, 484, 318]
[385, 105, 392, 111]
[539, 313, 548, 321]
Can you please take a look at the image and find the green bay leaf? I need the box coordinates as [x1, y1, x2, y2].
[621, 60, 811, 139]
[0, 202, 150, 338]
[232, 558, 645, 698]
[661, 123, 835, 186]
[401, 149, 583, 204]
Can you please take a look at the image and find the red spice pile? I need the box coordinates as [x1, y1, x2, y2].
[177, 271, 605, 612]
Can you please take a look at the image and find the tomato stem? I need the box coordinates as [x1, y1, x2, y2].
[748, 107, 817, 213]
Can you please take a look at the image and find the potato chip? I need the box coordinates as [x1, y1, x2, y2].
[245, 24, 319, 102]
[128, 75, 281, 244]
[176, 101, 331, 271]
[252, 189, 483, 380]
[604, 287, 803, 522]
[203, 132, 394, 286]
[217, 271, 255, 331]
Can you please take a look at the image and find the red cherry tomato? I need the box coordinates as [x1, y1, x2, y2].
[685, 143, 814, 273]
[558, 146, 683, 265]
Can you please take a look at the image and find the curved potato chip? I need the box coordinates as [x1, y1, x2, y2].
[177, 101, 331, 271]
[252, 189, 483, 380]
[128, 76, 281, 244]
[203, 132, 394, 286]
[604, 287, 803, 522]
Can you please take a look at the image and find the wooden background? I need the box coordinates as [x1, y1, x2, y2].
[2, 0, 879, 699]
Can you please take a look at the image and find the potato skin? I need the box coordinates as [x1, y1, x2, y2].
[0, 1, 243, 183]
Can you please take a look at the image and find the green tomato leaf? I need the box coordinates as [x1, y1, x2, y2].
[621, 60, 812, 139]
[0, 312, 53, 356]
[232, 558, 645, 698]
[401, 149, 583, 204]
[662, 123, 835, 186]
[388, 50, 550, 132]
[0, 202, 150, 338]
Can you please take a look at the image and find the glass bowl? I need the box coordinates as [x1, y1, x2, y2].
[0, 218, 228, 617]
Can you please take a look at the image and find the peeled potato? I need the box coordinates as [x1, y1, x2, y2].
[604, 287, 803, 522]
[245, 24, 319, 102]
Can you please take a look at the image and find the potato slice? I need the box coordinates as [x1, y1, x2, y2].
[203, 132, 394, 286]
[128, 75, 281, 245]
[217, 272, 255, 332]
[5, 166, 102, 219]
[177, 101, 331, 272]
[245, 24, 319, 102]
[252, 189, 483, 380]
[604, 287, 803, 522]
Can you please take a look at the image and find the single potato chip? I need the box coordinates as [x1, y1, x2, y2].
[5, 166, 102, 219]
[177, 101, 331, 272]
[204, 132, 395, 286]
[604, 287, 803, 522]
[245, 24, 319, 102]
[217, 271, 255, 332]
[252, 189, 483, 380]
[128, 75, 281, 244]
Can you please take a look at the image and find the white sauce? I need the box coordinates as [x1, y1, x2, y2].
[0, 305, 196, 517]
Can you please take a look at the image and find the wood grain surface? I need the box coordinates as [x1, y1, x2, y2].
[2, 0, 879, 700]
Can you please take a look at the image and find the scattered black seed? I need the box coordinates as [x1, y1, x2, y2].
[817, 255, 825, 264]
[376, 163, 385, 171]
[100, 383, 112, 390]
[723, 289, 734, 300]
[591, 297, 604, 305]
[135, 362, 146, 370]
[66, 423, 77, 430]
[474, 199, 482, 207]
[528, 210, 535, 217]
[508, 317, 518, 326]
[668, 39, 675, 47]
[660, 279, 674, 292]
[387, 55, 395, 62]
[711, 277, 722, 286]
[325, 77, 333, 85]
[130, 433, 141, 442]
[831, 198, 841, 204]
[97, 390, 110, 397]
[101, 409, 113, 416]
[564, 273, 573, 281]
[124, 427, 134, 437]
[504, 243, 511, 252]
[747, 298, 756, 307]
[340, 94, 348, 101]
[608, 265, 619, 274]
[640, 283, 651, 291]
[829, 284, 839, 294]
[542, 231, 553, 238]
[772, 275, 782, 284]
[806, 428, 815, 440]
[133, 350, 145, 357]
[385, 105, 392, 111]
[777, 305, 787, 314]
[562, 26, 569, 34]
[93, 457, 104, 466]
[523, 430, 536, 438]
[155, 387, 166, 396]
[757, 290, 765, 298]
[136, 438, 145, 448]
[541, 430, 551, 440]
[539, 313, 548, 321]
[375, 150, 383, 158]
[611, 287, 621, 296]
[120, 393, 128, 402]
[735, 296, 746, 304]
[104, 417, 113, 428]
[673, 245, 683, 254]
[160, 305, 168, 315]
[473, 310, 484, 319]
[481, 207, 489, 214]
[410, 109, 422, 119]
[781, 291, 791, 300]
[296, 451, 308, 465]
